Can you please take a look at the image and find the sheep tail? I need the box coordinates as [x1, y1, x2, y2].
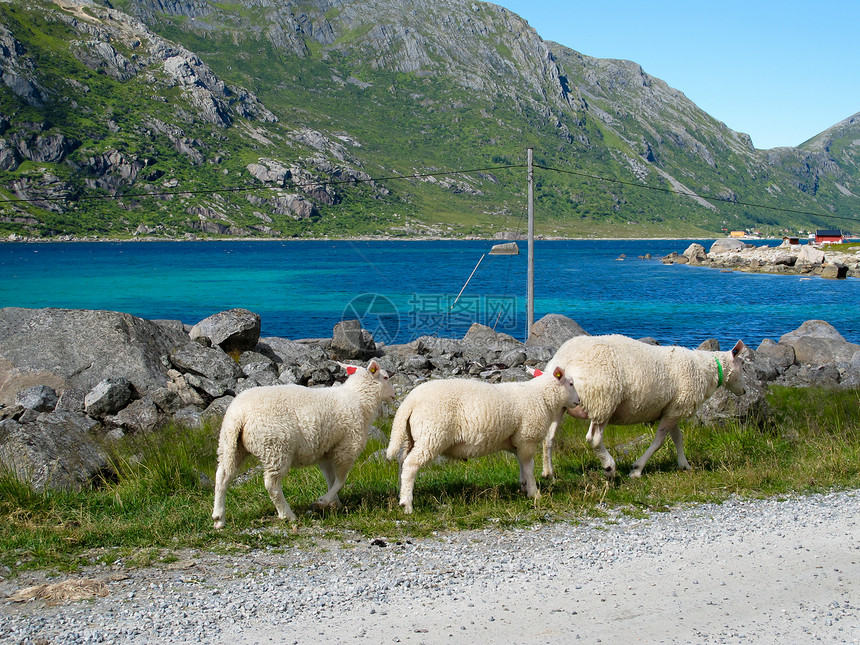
[216, 406, 244, 465]
[385, 399, 413, 462]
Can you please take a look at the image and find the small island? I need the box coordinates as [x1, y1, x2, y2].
[663, 237, 860, 279]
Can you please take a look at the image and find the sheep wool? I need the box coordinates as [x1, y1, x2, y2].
[386, 367, 579, 514]
[544, 334, 746, 479]
[212, 359, 394, 529]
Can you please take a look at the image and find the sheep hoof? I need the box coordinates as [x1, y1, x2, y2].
[213, 519, 225, 530]
[311, 500, 342, 513]
[604, 466, 617, 479]
[629, 469, 643, 479]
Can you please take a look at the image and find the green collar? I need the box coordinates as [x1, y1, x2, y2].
[715, 356, 724, 387]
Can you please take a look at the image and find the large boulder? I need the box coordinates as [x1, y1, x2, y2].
[0, 412, 106, 491]
[168, 342, 243, 383]
[683, 243, 708, 264]
[189, 308, 261, 354]
[709, 238, 747, 254]
[526, 314, 589, 349]
[84, 377, 134, 417]
[797, 245, 826, 266]
[462, 322, 522, 351]
[0, 308, 189, 406]
[331, 319, 377, 360]
[778, 321, 860, 366]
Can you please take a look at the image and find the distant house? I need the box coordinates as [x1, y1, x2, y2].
[782, 236, 800, 245]
[730, 231, 746, 238]
[815, 229, 844, 245]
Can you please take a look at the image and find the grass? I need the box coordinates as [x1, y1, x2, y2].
[1, 385, 858, 574]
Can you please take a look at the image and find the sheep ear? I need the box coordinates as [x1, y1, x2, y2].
[731, 340, 745, 357]
[367, 359, 380, 375]
[526, 366, 540, 377]
[346, 366, 357, 375]
[552, 366, 564, 380]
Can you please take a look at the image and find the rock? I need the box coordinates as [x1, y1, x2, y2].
[256, 337, 328, 365]
[331, 319, 377, 360]
[15, 385, 58, 412]
[189, 308, 261, 354]
[755, 339, 796, 370]
[683, 243, 708, 264]
[797, 245, 825, 266]
[0, 412, 106, 491]
[107, 397, 161, 433]
[526, 314, 589, 349]
[709, 238, 747, 254]
[696, 339, 720, 351]
[0, 307, 188, 406]
[55, 388, 86, 414]
[168, 342, 243, 382]
[778, 321, 860, 366]
[202, 395, 234, 422]
[462, 323, 522, 351]
[84, 378, 134, 417]
[820, 262, 848, 279]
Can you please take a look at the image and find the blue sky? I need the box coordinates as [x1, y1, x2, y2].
[494, 0, 859, 150]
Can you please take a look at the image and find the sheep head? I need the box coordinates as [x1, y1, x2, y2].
[340, 359, 395, 402]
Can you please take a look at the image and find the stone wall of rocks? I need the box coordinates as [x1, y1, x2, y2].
[1, 307, 858, 491]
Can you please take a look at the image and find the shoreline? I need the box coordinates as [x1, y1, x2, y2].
[1, 234, 749, 244]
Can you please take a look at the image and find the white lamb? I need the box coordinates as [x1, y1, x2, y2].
[385, 367, 579, 514]
[542, 334, 746, 479]
[212, 359, 395, 529]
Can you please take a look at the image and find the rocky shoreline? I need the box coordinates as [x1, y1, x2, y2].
[1, 306, 858, 493]
[663, 237, 860, 278]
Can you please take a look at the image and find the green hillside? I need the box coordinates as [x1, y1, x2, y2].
[0, 0, 856, 240]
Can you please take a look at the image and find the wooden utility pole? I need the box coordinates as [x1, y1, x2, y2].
[527, 147, 534, 341]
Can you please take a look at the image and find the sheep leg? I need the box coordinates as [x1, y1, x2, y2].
[515, 447, 541, 499]
[668, 425, 692, 472]
[264, 468, 297, 522]
[313, 459, 345, 510]
[541, 411, 564, 479]
[398, 445, 436, 514]
[586, 420, 616, 478]
[212, 443, 248, 530]
[630, 418, 674, 478]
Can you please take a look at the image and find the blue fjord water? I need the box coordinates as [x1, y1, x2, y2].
[1, 239, 857, 350]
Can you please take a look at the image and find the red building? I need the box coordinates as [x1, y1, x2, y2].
[814, 229, 844, 245]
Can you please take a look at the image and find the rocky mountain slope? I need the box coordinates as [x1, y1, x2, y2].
[0, 0, 857, 239]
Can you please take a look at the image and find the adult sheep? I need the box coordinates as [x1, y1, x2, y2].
[212, 359, 394, 529]
[543, 334, 746, 479]
[385, 367, 579, 514]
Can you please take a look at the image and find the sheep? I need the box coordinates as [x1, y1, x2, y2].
[212, 359, 395, 529]
[385, 367, 579, 514]
[542, 334, 746, 480]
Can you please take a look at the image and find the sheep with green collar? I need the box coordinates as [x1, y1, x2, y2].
[543, 334, 747, 480]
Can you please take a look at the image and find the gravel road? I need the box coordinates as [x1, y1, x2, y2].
[2, 489, 858, 644]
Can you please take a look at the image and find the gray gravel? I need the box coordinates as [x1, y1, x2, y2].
[1, 489, 858, 644]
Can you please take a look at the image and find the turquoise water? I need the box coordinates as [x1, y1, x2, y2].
[1, 239, 858, 349]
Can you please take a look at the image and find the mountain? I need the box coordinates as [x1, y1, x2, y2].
[0, 0, 857, 240]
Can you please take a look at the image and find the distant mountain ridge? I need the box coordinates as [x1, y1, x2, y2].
[0, 0, 857, 239]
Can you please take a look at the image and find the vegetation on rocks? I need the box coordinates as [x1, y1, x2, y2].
[0, 0, 858, 240]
